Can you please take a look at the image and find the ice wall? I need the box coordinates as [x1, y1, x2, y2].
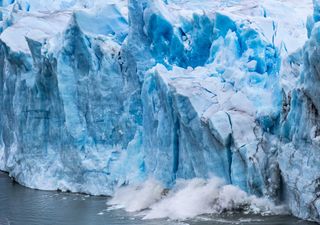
[133, 0, 282, 200]
[0, 1, 145, 195]
[279, 2, 320, 220]
[0, 0, 319, 223]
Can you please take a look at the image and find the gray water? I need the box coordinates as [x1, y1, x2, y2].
[0, 172, 317, 225]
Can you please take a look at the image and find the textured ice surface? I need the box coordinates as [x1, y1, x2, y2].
[0, 0, 319, 222]
[0, 0, 138, 195]
[279, 7, 320, 220]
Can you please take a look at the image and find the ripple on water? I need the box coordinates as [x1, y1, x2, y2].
[0, 172, 317, 225]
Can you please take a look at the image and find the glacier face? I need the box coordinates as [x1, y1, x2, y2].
[279, 6, 320, 219]
[0, 0, 143, 194]
[0, 0, 319, 222]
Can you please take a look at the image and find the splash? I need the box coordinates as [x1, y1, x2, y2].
[108, 177, 288, 220]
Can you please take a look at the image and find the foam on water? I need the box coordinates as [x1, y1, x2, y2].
[108, 177, 288, 220]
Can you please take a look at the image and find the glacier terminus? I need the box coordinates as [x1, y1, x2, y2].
[0, 0, 320, 223]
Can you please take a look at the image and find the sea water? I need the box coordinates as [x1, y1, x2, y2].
[0, 172, 316, 225]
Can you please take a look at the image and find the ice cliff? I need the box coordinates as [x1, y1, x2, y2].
[0, 0, 319, 223]
[279, 0, 320, 221]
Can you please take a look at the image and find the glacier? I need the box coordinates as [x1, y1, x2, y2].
[0, 0, 320, 223]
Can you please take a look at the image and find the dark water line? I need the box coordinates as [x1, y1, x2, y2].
[0, 172, 317, 225]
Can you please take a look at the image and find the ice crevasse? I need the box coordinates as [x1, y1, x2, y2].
[0, 0, 319, 222]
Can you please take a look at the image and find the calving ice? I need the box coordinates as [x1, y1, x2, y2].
[108, 177, 288, 220]
[0, 0, 319, 223]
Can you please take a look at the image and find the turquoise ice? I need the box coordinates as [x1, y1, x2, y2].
[0, 0, 319, 223]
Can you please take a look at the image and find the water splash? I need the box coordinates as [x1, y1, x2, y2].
[108, 177, 288, 220]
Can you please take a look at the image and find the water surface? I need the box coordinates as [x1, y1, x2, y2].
[0, 172, 316, 225]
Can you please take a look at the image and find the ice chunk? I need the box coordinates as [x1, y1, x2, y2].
[207, 111, 232, 147]
[0, 12, 72, 53]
